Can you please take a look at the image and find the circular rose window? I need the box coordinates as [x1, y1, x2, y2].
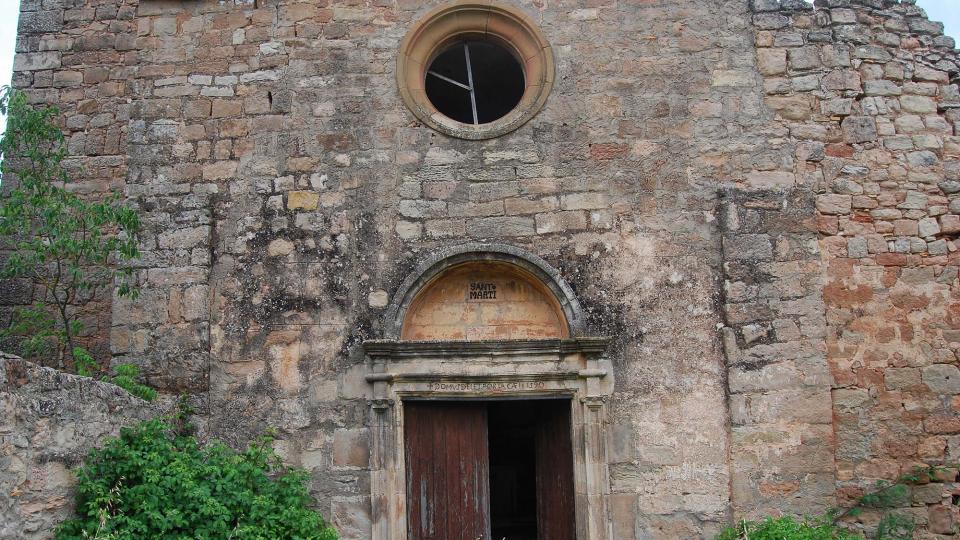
[397, 1, 555, 140]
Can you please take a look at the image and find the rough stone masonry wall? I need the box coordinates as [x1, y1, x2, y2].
[9, 0, 138, 369]
[0, 353, 159, 539]
[719, 186, 836, 520]
[11, 0, 960, 538]
[118, 0, 781, 537]
[752, 0, 959, 536]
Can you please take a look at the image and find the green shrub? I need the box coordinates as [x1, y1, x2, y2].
[718, 516, 863, 540]
[74, 348, 156, 402]
[55, 418, 338, 540]
[102, 361, 157, 402]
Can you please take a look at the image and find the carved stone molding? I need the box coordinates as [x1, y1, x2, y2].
[382, 243, 590, 339]
[363, 337, 614, 539]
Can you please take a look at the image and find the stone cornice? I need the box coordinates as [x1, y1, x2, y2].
[363, 337, 610, 359]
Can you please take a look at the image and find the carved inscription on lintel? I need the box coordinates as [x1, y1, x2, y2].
[428, 381, 547, 392]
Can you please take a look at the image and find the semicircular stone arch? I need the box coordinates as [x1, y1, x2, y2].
[384, 244, 587, 340]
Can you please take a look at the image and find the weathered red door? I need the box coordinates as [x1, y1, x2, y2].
[404, 402, 492, 540]
[535, 400, 576, 540]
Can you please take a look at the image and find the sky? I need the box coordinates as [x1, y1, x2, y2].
[0, 0, 956, 130]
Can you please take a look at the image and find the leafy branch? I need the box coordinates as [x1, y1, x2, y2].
[56, 412, 338, 539]
[721, 464, 958, 539]
[832, 464, 959, 539]
[0, 87, 141, 373]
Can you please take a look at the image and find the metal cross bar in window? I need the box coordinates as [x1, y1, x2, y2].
[425, 70, 471, 91]
[463, 43, 479, 125]
[425, 43, 480, 125]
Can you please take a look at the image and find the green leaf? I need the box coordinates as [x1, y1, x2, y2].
[0, 86, 144, 373]
[56, 418, 338, 539]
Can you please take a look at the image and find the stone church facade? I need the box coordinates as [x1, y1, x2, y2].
[8, 0, 960, 537]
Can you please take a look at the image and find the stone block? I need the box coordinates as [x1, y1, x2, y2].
[940, 214, 960, 234]
[609, 493, 638, 538]
[885, 368, 920, 390]
[448, 200, 504, 218]
[898, 191, 928, 210]
[535, 211, 587, 234]
[901, 95, 938, 114]
[201, 160, 237, 180]
[723, 234, 773, 261]
[841, 116, 878, 143]
[926, 416, 960, 435]
[918, 217, 940, 237]
[13, 51, 60, 71]
[757, 48, 787, 75]
[823, 69, 861, 91]
[816, 194, 852, 215]
[267, 238, 295, 257]
[927, 240, 948, 256]
[928, 505, 956, 535]
[560, 192, 607, 211]
[746, 171, 795, 188]
[288, 191, 320, 211]
[712, 70, 755, 87]
[922, 364, 960, 394]
[331, 497, 372, 540]
[182, 285, 208, 322]
[466, 216, 535, 237]
[912, 483, 944, 505]
[864, 79, 901, 96]
[424, 219, 466, 238]
[847, 237, 868, 258]
[332, 428, 370, 468]
[158, 226, 209, 249]
[767, 95, 812, 120]
[395, 220, 422, 240]
[398, 200, 446, 218]
[788, 47, 820, 70]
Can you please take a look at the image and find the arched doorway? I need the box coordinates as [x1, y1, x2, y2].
[364, 244, 613, 540]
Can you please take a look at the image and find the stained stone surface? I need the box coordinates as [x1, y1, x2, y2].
[3, 0, 960, 538]
[0, 353, 159, 539]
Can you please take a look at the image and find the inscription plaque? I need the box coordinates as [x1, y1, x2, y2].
[468, 282, 497, 301]
[428, 381, 546, 392]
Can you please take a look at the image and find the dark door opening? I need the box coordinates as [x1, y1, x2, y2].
[488, 402, 539, 540]
[404, 399, 575, 540]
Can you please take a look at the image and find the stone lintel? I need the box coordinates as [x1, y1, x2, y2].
[362, 337, 611, 360]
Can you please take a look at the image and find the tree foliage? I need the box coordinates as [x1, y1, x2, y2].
[0, 87, 141, 368]
[56, 415, 338, 540]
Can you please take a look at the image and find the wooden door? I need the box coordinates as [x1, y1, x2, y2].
[535, 401, 576, 540]
[404, 402, 492, 540]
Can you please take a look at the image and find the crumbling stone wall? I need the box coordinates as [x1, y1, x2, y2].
[0, 353, 159, 539]
[750, 0, 960, 535]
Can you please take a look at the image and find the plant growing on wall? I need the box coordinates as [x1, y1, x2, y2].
[55, 405, 339, 539]
[720, 465, 959, 539]
[0, 87, 141, 374]
[718, 515, 862, 540]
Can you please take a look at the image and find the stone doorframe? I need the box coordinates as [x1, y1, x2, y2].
[363, 338, 614, 540]
[365, 244, 613, 538]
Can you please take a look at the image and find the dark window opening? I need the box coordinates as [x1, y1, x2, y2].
[425, 41, 525, 125]
[488, 402, 539, 540]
